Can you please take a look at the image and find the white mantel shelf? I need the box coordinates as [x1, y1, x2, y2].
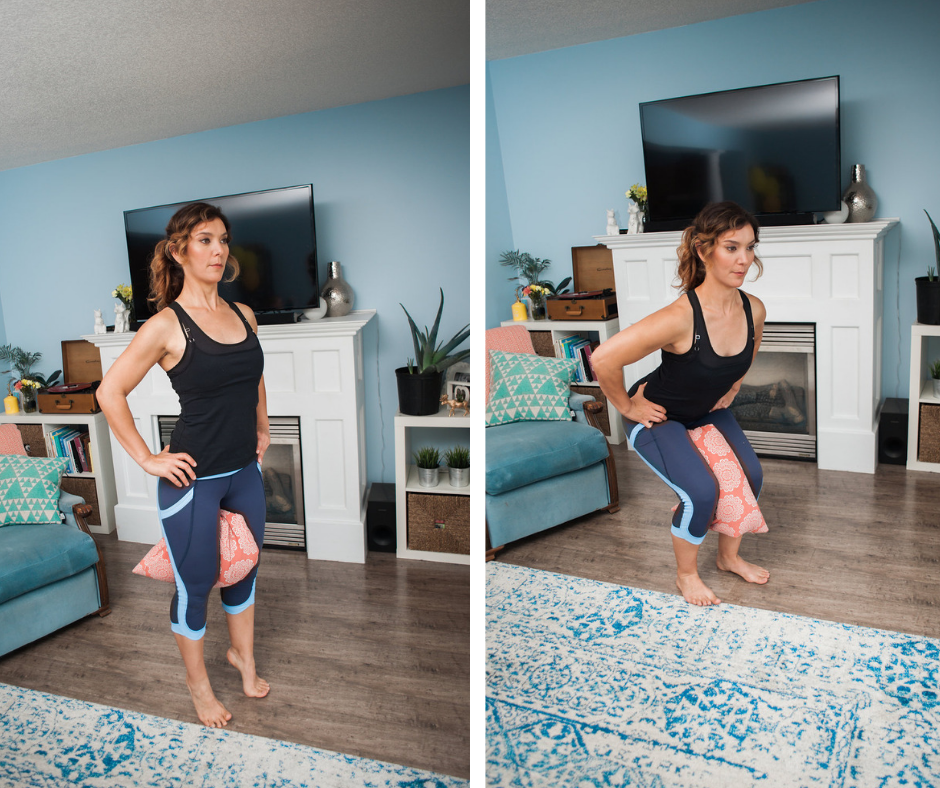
[595, 218, 900, 249]
[86, 310, 376, 563]
[596, 220, 900, 474]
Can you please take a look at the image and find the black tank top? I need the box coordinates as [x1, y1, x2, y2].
[628, 289, 755, 426]
[166, 300, 264, 476]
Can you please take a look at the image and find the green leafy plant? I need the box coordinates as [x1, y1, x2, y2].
[400, 289, 469, 374]
[930, 359, 940, 380]
[499, 250, 571, 295]
[927, 210, 940, 275]
[444, 445, 470, 469]
[0, 344, 61, 389]
[412, 446, 441, 469]
[930, 267, 938, 283]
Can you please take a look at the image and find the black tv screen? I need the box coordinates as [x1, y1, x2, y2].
[639, 76, 841, 230]
[124, 184, 318, 323]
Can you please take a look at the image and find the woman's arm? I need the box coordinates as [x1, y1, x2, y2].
[711, 293, 767, 411]
[97, 313, 197, 487]
[237, 303, 271, 464]
[591, 299, 692, 427]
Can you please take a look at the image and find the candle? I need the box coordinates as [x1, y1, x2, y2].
[4, 395, 20, 415]
[511, 298, 528, 321]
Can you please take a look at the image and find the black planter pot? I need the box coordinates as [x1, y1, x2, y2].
[395, 367, 443, 416]
[915, 276, 940, 325]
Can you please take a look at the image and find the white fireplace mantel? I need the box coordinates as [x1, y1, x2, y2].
[596, 220, 899, 474]
[87, 310, 375, 562]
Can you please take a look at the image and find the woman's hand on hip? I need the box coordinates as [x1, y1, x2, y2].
[625, 382, 667, 428]
[142, 446, 197, 487]
[710, 389, 738, 411]
[256, 429, 271, 465]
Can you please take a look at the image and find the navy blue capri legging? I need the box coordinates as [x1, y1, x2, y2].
[157, 461, 266, 640]
[625, 408, 763, 545]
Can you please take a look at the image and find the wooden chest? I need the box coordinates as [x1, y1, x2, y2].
[37, 340, 103, 414]
[545, 245, 618, 321]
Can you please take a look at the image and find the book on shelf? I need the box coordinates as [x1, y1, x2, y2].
[45, 427, 92, 473]
[553, 333, 600, 383]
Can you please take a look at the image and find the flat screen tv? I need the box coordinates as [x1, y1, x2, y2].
[639, 76, 841, 231]
[124, 184, 319, 326]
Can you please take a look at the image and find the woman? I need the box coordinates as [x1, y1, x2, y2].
[98, 202, 270, 727]
[591, 201, 768, 607]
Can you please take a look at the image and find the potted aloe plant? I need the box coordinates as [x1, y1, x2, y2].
[413, 446, 441, 488]
[397, 289, 469, 416]
[916, 211, 940, 325]
[444, 445, 470, 488]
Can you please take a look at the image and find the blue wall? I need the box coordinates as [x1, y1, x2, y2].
[486, 0, 940, 399]
[0, 85, 469, 483]
[485, 65, 515, 330]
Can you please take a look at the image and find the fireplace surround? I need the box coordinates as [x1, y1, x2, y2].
[597, 219, 899, 474]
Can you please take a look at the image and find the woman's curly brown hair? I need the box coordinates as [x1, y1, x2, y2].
[148, 202, 240, 312]
[675, 201, 762, 293]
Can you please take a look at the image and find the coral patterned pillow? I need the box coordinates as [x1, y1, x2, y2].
[133, 509, 259, 588]
[688, 424, 768, 537]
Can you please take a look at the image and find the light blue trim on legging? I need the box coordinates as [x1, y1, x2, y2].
[157, 487, 194, 519]
[222, 578, 256, 615]
[158, 518, 206, 641]
[628, 422, 704, 546]
[196, 466, 243, 481]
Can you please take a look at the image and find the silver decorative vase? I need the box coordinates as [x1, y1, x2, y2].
[842, 164, 877, 223]
[447, 466, 469, 488]
[320, 261, 354, 317]
[417, 467, 439, 488]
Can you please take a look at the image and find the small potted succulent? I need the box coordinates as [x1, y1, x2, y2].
[930, 359, 940, 398]
[397, 289, 469, 416]
[413, 446, 441, 488]
[444, 445, 470, 488]
[916, 211, 940, 325]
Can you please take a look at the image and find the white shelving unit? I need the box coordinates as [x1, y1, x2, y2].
[0, 410, 117, 533]
[394, 405, 471, 564]
[501, 317, 624, 444]
[907, 322, 940, 472]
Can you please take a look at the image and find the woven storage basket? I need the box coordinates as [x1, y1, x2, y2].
[918, 403, 940, 463]
[529, 331, 555, 358]
[18, 425, 48, 457]
[407, 493, 470, 554]
[571, 385, 611, 436]
[59, 477, 101, 526]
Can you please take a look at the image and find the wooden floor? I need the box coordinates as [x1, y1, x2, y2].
[0, 536, 470, 779]
[496, 444, 940, 639]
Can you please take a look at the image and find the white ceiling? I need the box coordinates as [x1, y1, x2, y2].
[486, 0, 820, 61]
[0, 0, 470, 172]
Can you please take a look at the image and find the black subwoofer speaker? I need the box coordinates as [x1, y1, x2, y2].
[878, 397, 909, 466]
[367, 483, 397, 552]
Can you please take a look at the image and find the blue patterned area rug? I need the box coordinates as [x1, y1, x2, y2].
[487, 562, 940, 787]
[0, 682, 466, 788]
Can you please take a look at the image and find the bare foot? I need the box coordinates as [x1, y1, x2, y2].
[676, 573, 721, 606]
[227, 647, 270, 698]
[716, 555, 770, 584]
[186, 677, 232, 728]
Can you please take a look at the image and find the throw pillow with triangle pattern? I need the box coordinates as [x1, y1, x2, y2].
[486, 350, 577, 426]
[0, 456, 68, 526]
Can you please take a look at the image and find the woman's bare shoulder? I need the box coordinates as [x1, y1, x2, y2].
[742, 291, 766, 322]
[233, 302, 259, 331]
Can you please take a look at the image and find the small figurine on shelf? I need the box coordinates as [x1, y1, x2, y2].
[93, 309, 107, 334]
[605, 209, 619, 236]
[627, 202, 644, 234]
[440, 389, 470, 417]
[114, 303, 130, 333]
